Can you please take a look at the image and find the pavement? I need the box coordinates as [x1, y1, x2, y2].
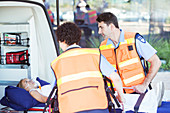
[152, 72, 170, 101]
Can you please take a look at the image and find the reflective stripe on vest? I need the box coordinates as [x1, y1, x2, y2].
[51, 48, 108, 113]
[87, 10, 97, 24]
[51, 49, 99, 64]
[99, 32, 145, 93]
[119, 37, 134, 45]
[100, 43, 115, 50]
[118, 57, 139, 68]
[100, 37, 134, 50]
[123, 73, 144, 85]
[57, 71, 102, 87]
[75, 12, 85, 20]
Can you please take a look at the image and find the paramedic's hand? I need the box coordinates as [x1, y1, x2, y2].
[133, 83, 147, 94]
[116, 95, 125, 111]
[117, 94, 125, 103]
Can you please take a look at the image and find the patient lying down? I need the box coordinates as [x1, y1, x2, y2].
[17, 78, 52, 103]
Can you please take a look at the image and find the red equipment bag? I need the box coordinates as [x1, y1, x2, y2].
[6, 50, 29, 65]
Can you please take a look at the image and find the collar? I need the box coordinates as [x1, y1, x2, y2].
[119, 29, 125, 42]
[66, 44, 81, 51]
[106, 29, 124, 48]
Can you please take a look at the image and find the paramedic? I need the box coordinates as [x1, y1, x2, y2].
[17, 77, 52, 103]
[43, 0, 54, 25]
[51, 22, 125, 113]
[96, 12, 161, 94]
[74, 4, 92, 42]
[43, 0, 50, 9]
[77, 0, 87, 13]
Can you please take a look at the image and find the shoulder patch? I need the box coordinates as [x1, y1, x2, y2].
[137, 35, 146, 43]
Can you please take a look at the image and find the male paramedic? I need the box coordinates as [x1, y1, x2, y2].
[96, 12, 162, 96]
[51, 22, 125, 113]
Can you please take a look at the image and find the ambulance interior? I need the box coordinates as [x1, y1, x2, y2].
[0, 0, 58, 109]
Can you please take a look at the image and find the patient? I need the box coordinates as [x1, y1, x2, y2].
[17, 78, 52, 103]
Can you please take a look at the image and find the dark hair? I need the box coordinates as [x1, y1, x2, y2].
[76, 5, 80, 9]
[96, 12, 119, 28]
[85, 4, 90, 9]
[56, 22, 81, 45]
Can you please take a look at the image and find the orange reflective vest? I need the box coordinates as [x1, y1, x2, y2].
[87, 10, 97, 24]
[75, 12, 85, 20]
[47, 9, 54, 23]
[99, 32, 145, 94]
[51, 48, 108, 113]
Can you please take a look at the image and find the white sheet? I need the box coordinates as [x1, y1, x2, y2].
[113, 89, 158, 113]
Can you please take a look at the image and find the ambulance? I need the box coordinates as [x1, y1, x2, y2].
[0, 0, 59, 110]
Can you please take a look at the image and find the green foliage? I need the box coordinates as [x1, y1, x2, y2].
[86, 34, 170, 71]
[148, 35, 170, 71]
[59, 47, 63, 54]
[161, 60, 170, 71]
[166, 17, 170, 24]
[86, 36, 104, 48]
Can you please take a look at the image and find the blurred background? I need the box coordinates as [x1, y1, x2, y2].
[46, 0, 170, 71]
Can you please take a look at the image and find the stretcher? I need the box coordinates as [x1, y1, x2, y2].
[0, 106, 48, 113]
[42, 76, 121, 113]
[106, 77, 158, 113]
[43, 76, 157, 113]
[110, 89, 158, 113]
[0, 77, 49, 112]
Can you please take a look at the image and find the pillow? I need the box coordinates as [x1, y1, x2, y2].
[36, 77, 50, 86]
[0, 96, 26, 110]
[0, 86, 45, 111]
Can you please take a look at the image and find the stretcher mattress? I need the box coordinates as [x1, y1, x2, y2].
[110, 101, 170, 113]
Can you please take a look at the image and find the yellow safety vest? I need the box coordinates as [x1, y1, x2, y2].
[51, 48, 108, 113]
[87, 10, 97, 24]
[100, 32, 145, 93]
[47, 9, 54, 23]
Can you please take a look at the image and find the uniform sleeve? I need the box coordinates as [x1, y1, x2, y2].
[51, 70, 56, 88]
[100, 54, 117, 78]
[136, 34, 157, 61]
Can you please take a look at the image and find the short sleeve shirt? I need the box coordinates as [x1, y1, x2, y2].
[67, 45, 117, 78]
[51, 45, 117, 87]
[106, 29, 157, 61]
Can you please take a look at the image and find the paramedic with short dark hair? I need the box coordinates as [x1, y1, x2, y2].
[51, 22, 125, 113]
[96, 12, 161, 94]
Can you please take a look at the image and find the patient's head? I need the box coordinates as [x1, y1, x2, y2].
[17, 78, 38, 91]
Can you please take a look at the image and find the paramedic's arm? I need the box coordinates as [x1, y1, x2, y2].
[134, 54, 161, 93]
[110, 72, 125, 104]
[100, 55, 125, 104]
[29, 90, 47, 103]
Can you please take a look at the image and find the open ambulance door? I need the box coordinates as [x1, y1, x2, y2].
[0, 0, 59, 104]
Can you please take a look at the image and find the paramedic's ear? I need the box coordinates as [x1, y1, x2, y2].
[59, 41, 68, 51]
